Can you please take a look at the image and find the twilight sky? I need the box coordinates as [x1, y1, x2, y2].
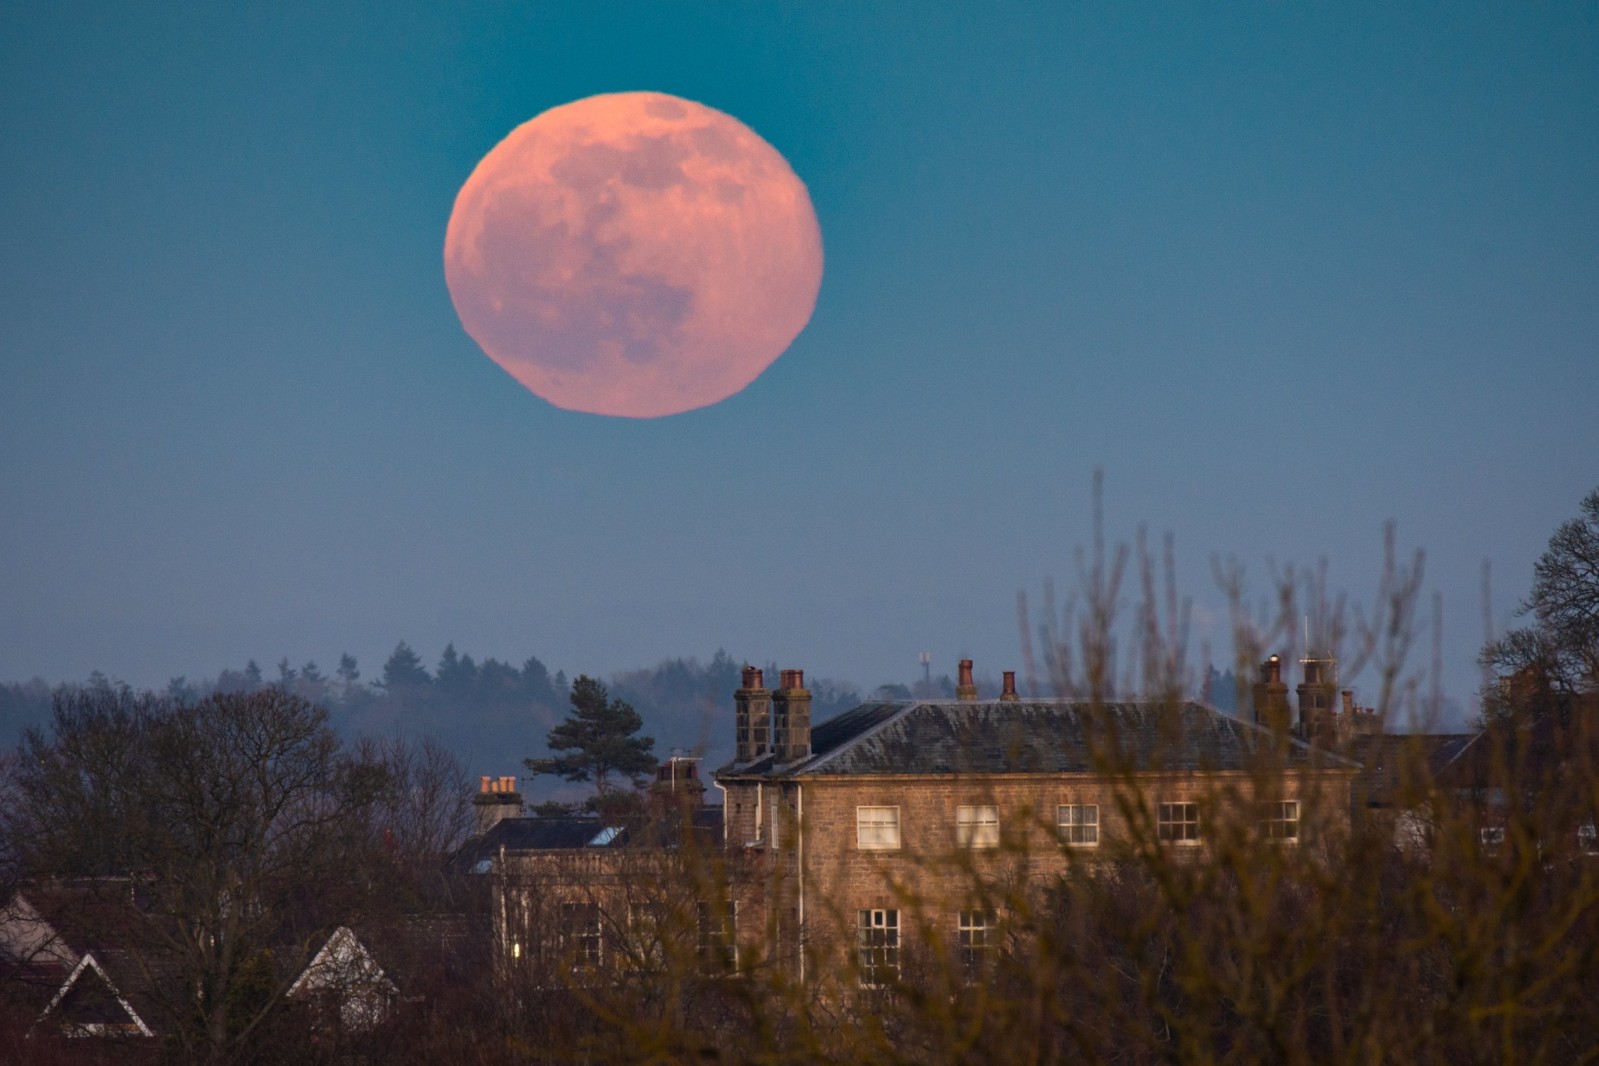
[2, 4, 1595, 722]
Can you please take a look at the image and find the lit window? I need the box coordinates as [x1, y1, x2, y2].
[1057, 804, 1099, 847]
[697, 901, 737, 973]
[958, 910, 996, 974]
[1258, 800, 1299, 842]
[560, 902, 603, 967]
[956, 805, 1000, 848]
[1480, 826, 1504, 854]
[858, 909, 899, 986]
[1158, 802, 1201, 845]
[857, 806, 901, 850]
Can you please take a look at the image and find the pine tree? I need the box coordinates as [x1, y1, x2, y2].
[525, 675, 656, 801]
[381, 641, 431, 689]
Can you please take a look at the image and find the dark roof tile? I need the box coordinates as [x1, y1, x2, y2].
[720, 700, 1354, 779]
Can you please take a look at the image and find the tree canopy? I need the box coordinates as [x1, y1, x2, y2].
[1481, 486, 1599, 720]
[2, 687, 470, 1061]
[525, 675, 656, 804]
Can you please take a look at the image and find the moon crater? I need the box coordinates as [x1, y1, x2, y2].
[445, 92, 822, 418]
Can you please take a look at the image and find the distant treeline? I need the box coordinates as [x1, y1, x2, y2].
[0, 645, 867, 792]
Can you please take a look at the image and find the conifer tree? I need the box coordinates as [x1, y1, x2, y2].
[525, 675, 656, 802]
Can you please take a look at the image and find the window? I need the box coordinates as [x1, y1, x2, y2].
[1580, 823, 1597, 856]
[956, 805, 1000, 848]
[1479, 826, 1504, 854]
[561, 902, 604, 966]
[1057, 804, 1100, 846]
[958, 910, 996, 974]
[857, 806, 901, 850]
[697, 901, 737, 973]
[1158, 802, 1200, 845]
[630, 903, 668, 971]
[858, 909, 899, 986]
[1258, 800, 1299, 842]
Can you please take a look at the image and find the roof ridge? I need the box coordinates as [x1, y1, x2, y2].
[797, 701, 924, 775]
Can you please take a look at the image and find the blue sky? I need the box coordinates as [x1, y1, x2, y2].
[3, 3, 1595, 720]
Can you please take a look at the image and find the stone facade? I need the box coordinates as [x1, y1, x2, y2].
[714, 666, 1359, 990]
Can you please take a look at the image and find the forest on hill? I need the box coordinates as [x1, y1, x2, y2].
[0, 645, 867, 797]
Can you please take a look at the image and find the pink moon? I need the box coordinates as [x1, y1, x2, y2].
[444, 92, 823, 418]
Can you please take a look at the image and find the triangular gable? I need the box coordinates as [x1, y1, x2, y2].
[37, 952, 154, 1038]
[288, 926, 398, 1033]
[288, 926, 396, 999]
[0, 892, 79, 972]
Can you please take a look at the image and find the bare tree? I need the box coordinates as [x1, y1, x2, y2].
[4, 687, 391, 1063]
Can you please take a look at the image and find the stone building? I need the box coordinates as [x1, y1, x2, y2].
[465, 765, 735, 985]
[712, 661, 1358, 990]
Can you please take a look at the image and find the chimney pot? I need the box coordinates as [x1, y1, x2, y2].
[734, 667, 772, 763]
[1000, 671, 1019, 701]
[479, 775, 491, 793]
[772, 667, 812, 763]
[956, 659, 978, 701]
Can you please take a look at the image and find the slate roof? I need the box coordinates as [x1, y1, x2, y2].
[1348, 732, 1480, 807]
[718, 699, 1357, 778]
[461, 809, 725, 867]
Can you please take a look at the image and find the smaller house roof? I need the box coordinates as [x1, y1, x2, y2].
[1349, 732, 1481, 807]
[460, 808, 725, 867]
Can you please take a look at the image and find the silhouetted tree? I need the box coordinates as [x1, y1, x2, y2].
[526, 675, 655, 802]
[1481, 486, 1599, 722]
[521, 655, 560, 706]
[436, 643, 478, 697]
[381, 641, 431, 690]
[4, 687, 391, 1062]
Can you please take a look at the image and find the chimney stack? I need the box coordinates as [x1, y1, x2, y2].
[1000, 671, 1020, 701]
[956, 659, 978, 701]
[1252, 655, 1292, 733]
[734, 665, 772, 764]
[772, 669, 812, 764]
[472, 773, 523, 835]
[1297, 653, 1338, 734]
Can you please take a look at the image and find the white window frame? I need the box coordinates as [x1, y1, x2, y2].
[1479, 826, 1504, 854]
[1158, 801, 1201, 845]
[560, 902, 604, 967]
[958, 909, 996, 974]
[858, 908, 900, 986]
[1579, 822, 1597, 856]
[697, 900, 738, 973]
[956, 805, 1000, 849]
[1258, 800, 1300, 842]
[628, 902, 669, 971]
[857, 806, 901, 850]
[1057, 804, 1100, 847]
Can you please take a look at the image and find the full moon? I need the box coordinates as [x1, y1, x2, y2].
[444, 92, 823, 418]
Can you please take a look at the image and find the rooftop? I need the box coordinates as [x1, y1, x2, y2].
[718, 699, 1357, 778]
